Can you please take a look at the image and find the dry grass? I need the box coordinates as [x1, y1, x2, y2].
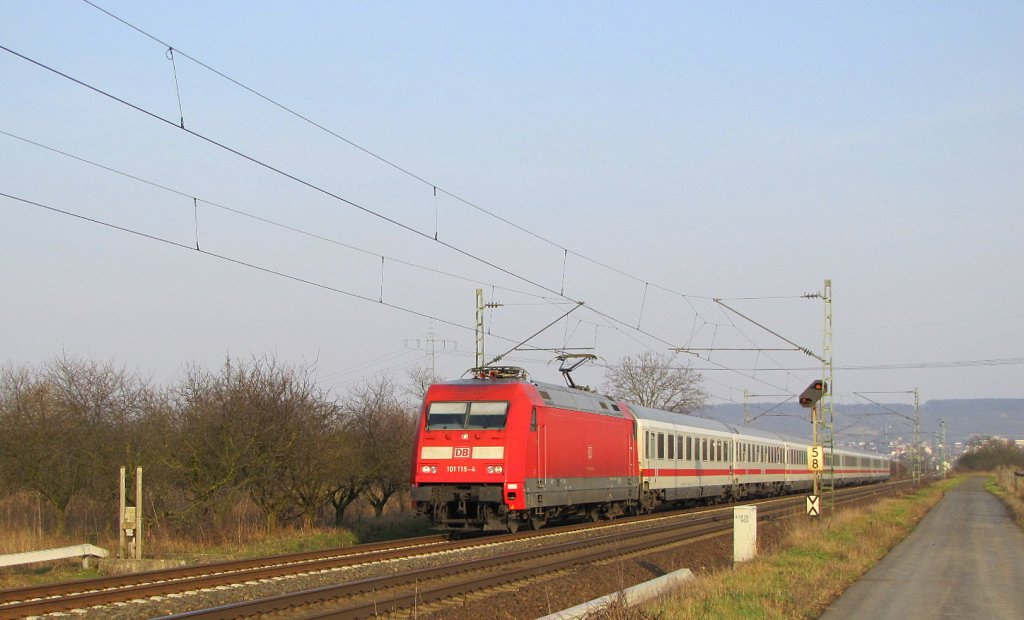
[640, 478, 963, 620]
[988, 467, 1024, 529]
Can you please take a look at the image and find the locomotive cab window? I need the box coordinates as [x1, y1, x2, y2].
[426, 401, 510, 430]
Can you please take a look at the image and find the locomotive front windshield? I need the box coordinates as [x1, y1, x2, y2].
[426, 401, 509, 430]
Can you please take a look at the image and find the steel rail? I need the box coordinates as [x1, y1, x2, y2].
[0, 535, 447, 617]
[161, 483, 906, 619]
[0, 480, 908, 618]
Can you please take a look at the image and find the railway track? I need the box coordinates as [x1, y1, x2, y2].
[162, 482, 903, 619]
[0, 481, 910, 619]
[0, 535, 450, 619]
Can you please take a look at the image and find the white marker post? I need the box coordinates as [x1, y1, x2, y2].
[733, 505, 757, 563]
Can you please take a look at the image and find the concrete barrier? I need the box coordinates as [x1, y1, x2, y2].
[535, 567, 694, 620]
[0, 544, 109, 569]
[98, 558, 188, 575]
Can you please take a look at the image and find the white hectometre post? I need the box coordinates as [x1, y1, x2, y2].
[734, 505, 757, 562]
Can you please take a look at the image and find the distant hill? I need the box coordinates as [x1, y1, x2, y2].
[696, 399, 1024, 448]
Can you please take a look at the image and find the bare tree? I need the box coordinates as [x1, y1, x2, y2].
[169, 357, 335, 531]
[404, 365, 442, 406]
[604, 351, 708, 415]
[344, 377, 418, 518]
[0, 357, 150, 535]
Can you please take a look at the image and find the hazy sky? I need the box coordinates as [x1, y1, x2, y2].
[2, 1, 1022, 413]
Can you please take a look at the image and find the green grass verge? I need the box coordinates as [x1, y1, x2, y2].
[646, 478, 964, 620]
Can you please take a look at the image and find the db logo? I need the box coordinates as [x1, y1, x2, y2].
[453, 447, 471, 459]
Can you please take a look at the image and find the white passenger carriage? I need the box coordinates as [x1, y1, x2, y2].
[631, 405, 735, 508]
[625, 402, 890, 511]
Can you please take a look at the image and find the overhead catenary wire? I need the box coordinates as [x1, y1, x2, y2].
[5, 42, 767, 385]
[78, 0, 719, 310]
[0, 129, 562, 304]
[2, 31, 834, 392]
[0, 43, 582, 312]
[0, 190, 521, 343]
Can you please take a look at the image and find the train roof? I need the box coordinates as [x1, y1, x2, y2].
[626, 403, 733, 433]
[723, 424, 796, 443]
[433, 375, 887, 459]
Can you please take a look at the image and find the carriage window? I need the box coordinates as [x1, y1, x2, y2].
[657, 433, 665, 459]
[668, 434, 675, 459]
[686, 436, 692, 460]
[648, 432, 656, 460]
[701, 438, 708, 461]
[677, 435, 683, 460]
[426, 401, 509, 430]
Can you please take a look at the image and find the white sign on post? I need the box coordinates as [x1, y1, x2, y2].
[806, 495, 820, 517]
[807, 446, 825, 472]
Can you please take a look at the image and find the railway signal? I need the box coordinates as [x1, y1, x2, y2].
[799, 378, 829, 517]
[799, 380, 827, 408]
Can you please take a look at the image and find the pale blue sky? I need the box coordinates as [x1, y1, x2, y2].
[2, 1, 1022, 415]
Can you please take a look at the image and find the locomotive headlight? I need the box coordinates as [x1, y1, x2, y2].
[421, 465, 437, 474]
[487, 465, 504, 474]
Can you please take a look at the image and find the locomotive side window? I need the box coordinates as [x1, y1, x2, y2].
[425, 401, 509, 430]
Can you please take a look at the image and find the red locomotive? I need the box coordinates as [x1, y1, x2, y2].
[410, 367, 890, 532]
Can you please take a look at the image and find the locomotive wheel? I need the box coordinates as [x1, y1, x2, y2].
[529, 515, 547, 530]
[507, 519, 520, 534]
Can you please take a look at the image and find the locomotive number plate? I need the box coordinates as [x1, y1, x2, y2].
[447, 465, 477, 473]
